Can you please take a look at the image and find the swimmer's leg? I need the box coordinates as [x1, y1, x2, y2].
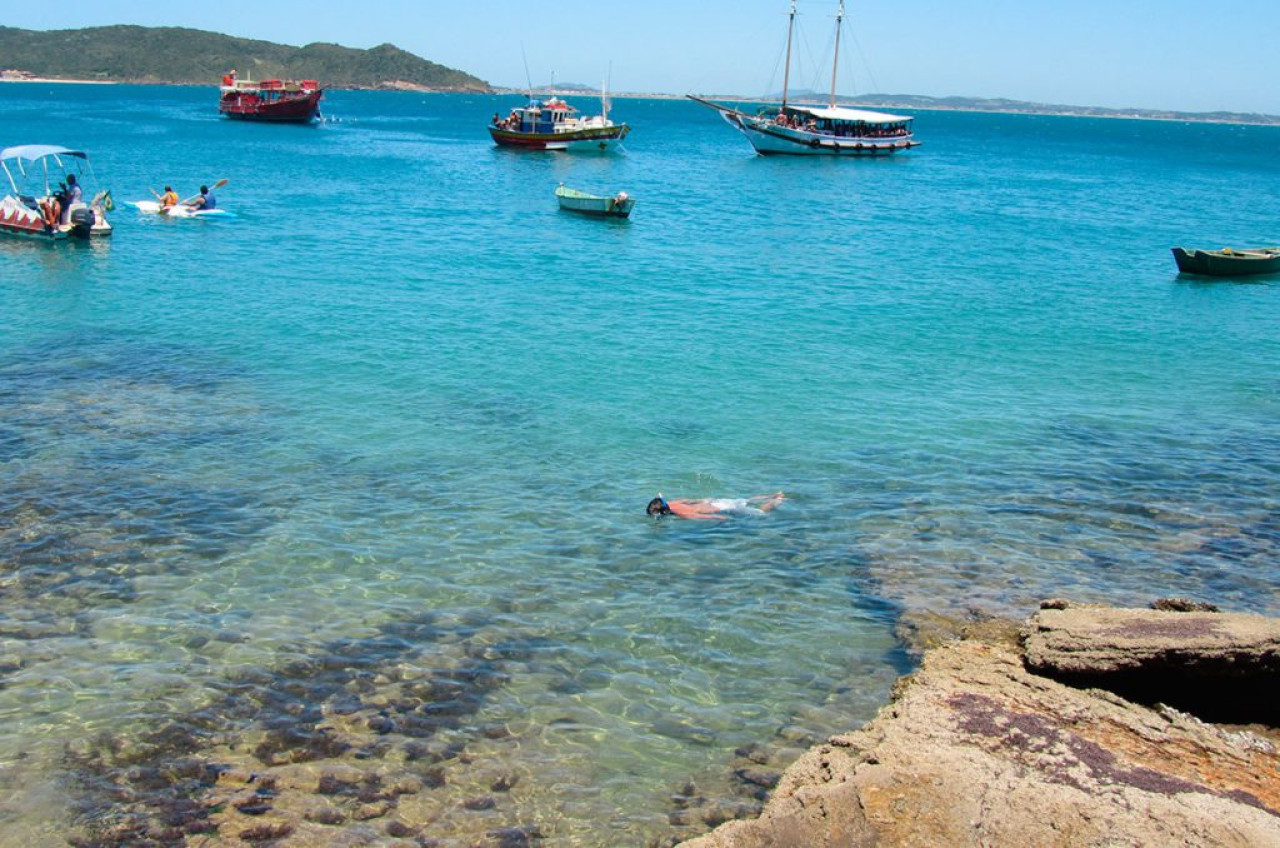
[753, 492, 786, 512]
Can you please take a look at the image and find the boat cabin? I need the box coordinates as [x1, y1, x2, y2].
[501, 98, 578, 133]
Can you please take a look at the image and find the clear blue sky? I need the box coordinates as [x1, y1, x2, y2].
[7, 0, 1278, 114]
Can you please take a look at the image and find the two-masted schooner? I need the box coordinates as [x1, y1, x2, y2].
[690, 1, 920, 156]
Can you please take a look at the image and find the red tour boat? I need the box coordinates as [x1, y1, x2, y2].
[218, 71, 323, 123]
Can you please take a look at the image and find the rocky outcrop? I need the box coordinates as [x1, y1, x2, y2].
[681, 603, 1280, 848]
[1024, 601, 1280, 724]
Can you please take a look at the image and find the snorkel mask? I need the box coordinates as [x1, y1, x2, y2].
[648, 493, 671, 518]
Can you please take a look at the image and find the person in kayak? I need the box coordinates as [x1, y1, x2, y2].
[646, 492, 786, 520]
[187, 185, 216, 211]
[158, 186, 180, 209]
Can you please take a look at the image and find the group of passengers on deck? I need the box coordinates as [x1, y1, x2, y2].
[771, 111, 911, 138]
[493, 110, 522, 130]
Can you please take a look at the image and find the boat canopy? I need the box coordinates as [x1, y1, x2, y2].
[0, 145, 88, 163]
[786, 105, 911, 124]
[1, 145, 95, 195]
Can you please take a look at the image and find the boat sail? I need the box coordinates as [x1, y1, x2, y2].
[690, 0, 919, 157]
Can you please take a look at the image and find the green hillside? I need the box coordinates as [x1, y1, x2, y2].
[0, 25, 489, 91]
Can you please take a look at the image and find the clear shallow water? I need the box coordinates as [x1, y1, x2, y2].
[1, 85, 1279, 845]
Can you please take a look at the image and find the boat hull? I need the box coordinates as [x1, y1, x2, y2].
[0, 219, 67, 241]
[490, 125, 629, 152]
[728, 113, 918, 156]
[0, 195, 108, 240]
[219, 90, 323, 123]
[1172, 247, 1280, 277]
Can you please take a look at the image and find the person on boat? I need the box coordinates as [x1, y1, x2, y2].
[646, 492, 786, 521]
[64, 174, 82, 206]
[158, 186, 179, 209]
[40, 195, 61, 231]
[58, 174, 82, 222]
[187, 185, 216, 211]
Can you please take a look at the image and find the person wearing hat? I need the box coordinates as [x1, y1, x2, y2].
[647, 492, 785, 521]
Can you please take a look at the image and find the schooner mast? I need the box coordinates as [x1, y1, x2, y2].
[782, 0, 848, 111]
[780, 0, 797, 110]
[829, 0, 845, 108]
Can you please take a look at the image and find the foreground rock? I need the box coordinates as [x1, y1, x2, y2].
[682, 603, 1280, 847]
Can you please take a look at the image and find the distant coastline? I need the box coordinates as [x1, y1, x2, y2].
[0, 75, 463, 93]
[1, 76, 115, 85]
[3, 67, 1275, 126]
[494, 86, 1280, 127]
[3, 26, 1275, 124]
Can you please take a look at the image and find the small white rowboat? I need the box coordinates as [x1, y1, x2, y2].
[555, 184, 635, 218]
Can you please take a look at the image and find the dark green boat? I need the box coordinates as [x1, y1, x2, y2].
[1172, 246, 1280, 277]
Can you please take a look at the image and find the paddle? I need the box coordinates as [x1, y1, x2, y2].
[180, 179, 229, 206]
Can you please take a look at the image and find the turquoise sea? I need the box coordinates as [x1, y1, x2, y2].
[2, 84, 1279, 845]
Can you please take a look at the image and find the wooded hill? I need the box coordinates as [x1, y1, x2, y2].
[0, 25, 489, 91]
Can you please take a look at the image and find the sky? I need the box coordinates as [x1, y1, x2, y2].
[5, 0, 1279, 115]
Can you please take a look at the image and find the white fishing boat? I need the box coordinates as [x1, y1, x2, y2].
[690, 1, 920, 157]
[0, 145, 113, 241]
[555, 184, 635, 218]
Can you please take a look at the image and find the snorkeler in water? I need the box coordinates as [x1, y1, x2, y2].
[646, 492, 785, 521]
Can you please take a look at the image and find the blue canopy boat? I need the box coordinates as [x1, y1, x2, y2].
[0, 145, 113, 241]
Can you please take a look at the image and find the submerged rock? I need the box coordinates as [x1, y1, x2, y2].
[681, 603, 1280, 847]
[1151, 597, 1221, 613]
